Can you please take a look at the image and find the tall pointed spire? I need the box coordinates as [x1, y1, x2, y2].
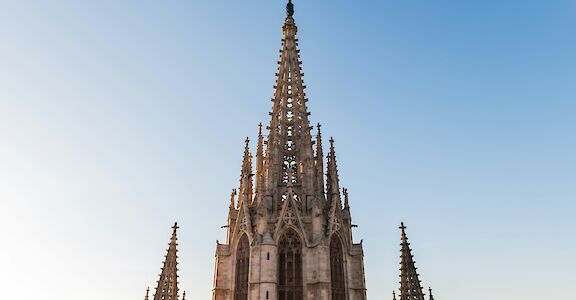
[398, 223, 425, 300]
[326, 138, 341, 203]
[154, 223, 179, 300]
[255, 123, 265, 198]
[315, 123, 325, 196]
[264, 0, 316, 196]
[239, 138, 253, 206]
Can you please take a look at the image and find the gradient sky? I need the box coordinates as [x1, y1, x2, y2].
[0, 1, 575, 300]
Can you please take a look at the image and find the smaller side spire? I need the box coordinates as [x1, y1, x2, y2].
[326, 137, 341, 203]
[239, 138, 253, 206]
[154, 223, 180, 300]
[315, 124, 325, 197]
[393, 291, 397, 300]
[255, 123, 265, 198]
[182, 291, 186, 300]
[428, 287, 435, 300]
[144, 287, 150, 300]
[398, 222, 425, 300]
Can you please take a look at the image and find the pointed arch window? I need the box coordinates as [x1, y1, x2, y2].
[330, 235, 346, 300]
[278, 229, 303, 300]
[234, 234, 250, 300]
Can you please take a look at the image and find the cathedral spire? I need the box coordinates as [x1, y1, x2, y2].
[326, 138, 341, 203]
[144, 287, 150, 300]
[182, 291, 186, 300]
[264, 0, 315, 195]
[398, 223, 425, 300]
[239, 138, 253, 206]
[393, 291, 397, 300]
[315, 123, 325, 196]
[154, 223, 179, 300]
[428, 287, 435, 300]
[255, 123, 265, 198]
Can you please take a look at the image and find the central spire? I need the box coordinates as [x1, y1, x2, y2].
[264, 0, 315, 198]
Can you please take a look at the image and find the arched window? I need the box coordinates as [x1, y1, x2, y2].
[234, 234, 250, 300]
[330, 235, 346, 300]
[278, 229, 303, 300]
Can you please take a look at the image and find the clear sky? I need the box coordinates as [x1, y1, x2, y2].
[0, 1, 574, 300]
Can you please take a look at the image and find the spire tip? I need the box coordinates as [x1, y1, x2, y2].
[287, 0, 294, 18]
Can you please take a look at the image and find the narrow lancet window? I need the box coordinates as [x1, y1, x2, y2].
[234, 234, 250, 300]
[330, 235, 346, 300]
[278, 229, 303, 300]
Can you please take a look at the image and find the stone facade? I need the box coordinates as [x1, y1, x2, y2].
[212, 1, 367, 300]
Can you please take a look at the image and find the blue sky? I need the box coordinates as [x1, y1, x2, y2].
[0, 1, 574, 299]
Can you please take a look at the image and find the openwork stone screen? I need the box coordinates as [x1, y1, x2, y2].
[234, 235, 250, 300]
[278, 229, 303, 300]
[330, 236, 346, 300]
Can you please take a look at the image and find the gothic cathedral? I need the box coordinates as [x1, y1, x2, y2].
[212, 1, 366, 300]
[144, 2, 440, 300]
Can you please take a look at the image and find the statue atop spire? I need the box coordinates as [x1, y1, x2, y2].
[287, 0, 294, 18]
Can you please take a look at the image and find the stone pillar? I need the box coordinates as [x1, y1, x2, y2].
[249, 240, 278, 300]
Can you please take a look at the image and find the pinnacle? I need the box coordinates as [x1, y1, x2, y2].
[398, 223, 426, 300]
[154, 223, 180, 300]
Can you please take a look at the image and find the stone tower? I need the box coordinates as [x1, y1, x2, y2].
[212, 1, 367, 300]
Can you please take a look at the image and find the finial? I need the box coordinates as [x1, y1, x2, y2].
[392, 291, 397, 300]
[144, 287, 150, 300]
[230, 189, 237, 208]
[429, 287, 435, 300]
[287, 0, 294, 18]
[182, 291, 186, 300]
[343, 188, 349, 208]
